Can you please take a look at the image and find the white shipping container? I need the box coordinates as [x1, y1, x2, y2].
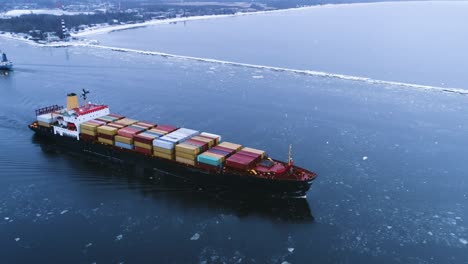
[200, 132, 222, 142]
[153, 139, 175, 149]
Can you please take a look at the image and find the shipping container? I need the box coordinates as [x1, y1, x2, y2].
[155, 125, 178, 133]
[197, 153, 223, 166]
[175, 143, 201, 155]
[98, 137, 113, 145]
[176, 151, 198, 160]
[153, 151, 174, 160]
[218, 142, 242, 151]
[97, 133, 114, 140]
[135, 146, 152, 155]
[134, 141, 152, 150]
[225, 153, 257, 170]
[115, 135, 133, 144]
[97, 125, 118, 136]
[135, 122, 156, 129]
[79, 134, 96, 141]
[114, 118, 138, 126]
[176, 157, 196, 166]
[153, 139, 175, 150]
[80, 129, 97, 136]
[154, 146, 174, 154]
[242, 147, 266, 158]
[107, 122, 126, 129]
[115, 141, 134, 150]
[200, 132, 221, 144]
[191, 136, 215, 147]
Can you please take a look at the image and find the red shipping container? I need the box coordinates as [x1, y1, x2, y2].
[155, 124, 178, 132]
[97, 133, 114, 140]
[80, 134, 96, 141]
[135, 146, 152, 155]
[108, 113, 125, 119]
[134, 134, 155, 145]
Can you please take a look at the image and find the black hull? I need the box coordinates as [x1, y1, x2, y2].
[30, 127, 314, 198]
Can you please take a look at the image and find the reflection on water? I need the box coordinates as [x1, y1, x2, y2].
[32, 134, 314, 223]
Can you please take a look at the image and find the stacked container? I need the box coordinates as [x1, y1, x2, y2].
[96, 114, 124, 123]
[114, 118, 138, 126]
[97, 125, 118, 145]
[134, 128, 161, 155]
[199, 132, 222, 145]
[175, 138, 209, 166]
[225, 147, 265, 170]
[217, 142, 242, 152]
[150, 124, 177, 135]
[80, 120, 106, 141]
[153, 128, 199, 160]
[114, 123, 148, 150]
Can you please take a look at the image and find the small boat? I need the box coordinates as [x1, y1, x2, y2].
[0, 51, 13, 70]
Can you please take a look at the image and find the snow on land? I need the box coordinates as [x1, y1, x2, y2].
[70, 2, 391, 38]
[2, 9, 93, 17]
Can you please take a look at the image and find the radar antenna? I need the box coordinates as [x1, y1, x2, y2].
[81, 89, 90, 107]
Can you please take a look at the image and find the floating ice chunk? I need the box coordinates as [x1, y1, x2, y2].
[387, 226, 392, 229]
[190, 233, 200, 241]
[60, 210, 68, 215]
[252, 75, 264, 79]
[385, 196, 390, 200]
[356, 236, 361, 241]
[362, 156, 368, 161]
[85, 243, 93, 248]
[14, 237, 20, 242]
[281, 261, 291, 264]
[460, 238, 467, 245]
[36, 213, 41, 217]
[287, 247, 294, 253]
[4, 217, 9, 220]
[428, 231, 433, 236]
[115, 234, 123, 241]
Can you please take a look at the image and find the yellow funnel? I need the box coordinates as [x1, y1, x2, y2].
[67, 93, 79, 110]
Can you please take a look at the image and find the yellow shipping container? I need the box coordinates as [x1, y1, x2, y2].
[191, 136, 215, 147]
[134, 141, 152, 150]
[114, 118, 138, 126]
[175, 143, 200, 155]
[80, 129, 97, 136]
[242, 147, 266, 158]
[218, 142, 242, 151]
[38, 121, 51, 128]
[175, 151, 197, 160]
[97, 125, 118, 136]
[153, 146, 174, 154]
[115, 135, 133, 144]
[176, 157, 196, 166]
[98, 137, 113, 145]
[153, 151, 174, 160]
[80, 123, 100, 132]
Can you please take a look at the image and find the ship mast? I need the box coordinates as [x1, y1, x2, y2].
[288, 144, 293, 166]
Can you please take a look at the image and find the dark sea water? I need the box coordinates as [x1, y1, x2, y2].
[1, 2, 468, 263]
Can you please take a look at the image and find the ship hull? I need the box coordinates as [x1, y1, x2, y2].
[30, 126, 314, 198]
[0, 63, 13, 70]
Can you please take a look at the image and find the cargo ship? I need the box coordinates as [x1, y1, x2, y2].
[29, 91, 317, 198]
[0, 51, 13, 70]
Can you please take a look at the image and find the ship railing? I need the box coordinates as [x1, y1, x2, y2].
[35, 105, 64, 116]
